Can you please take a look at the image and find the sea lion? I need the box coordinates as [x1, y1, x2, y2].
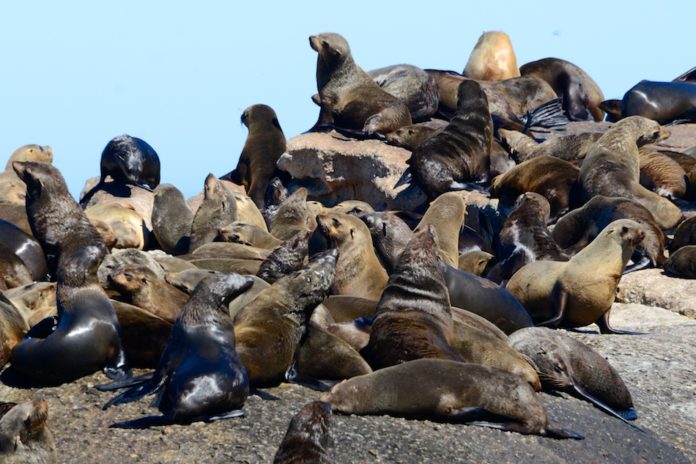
[233, 249, 337, 386]
[367, 64, 439, 122]
[151, 183, 193, 254]
[10, 245, 130, 385]
[670, 216, 696, 252]
[4, 144, 53, 170]
[0, 399, 57, 464]
[270, 188, 309, 241]
[506, 219, 645, 333]
[613, 80, 696, 124]
[13, 161, 105, 277]
[363, 226, 464, 370]
[220, 104, 287, 208]
[273, 401, 333, 464]
[519, 58, 605, 121]
[638, 148, 688, 199]
[498, 128, 602, 165]
[315, 213, 387, 300]
[491, 156, 579, 220]
[85, 203, 148, 250]
[510, 327, 637, 422]
[487, 193, 568, 283]
[385, 119, 448, 150]
[100, 273, 254, 424]
[257, 230, 311, 284]
[414, 192, 467, 267]
[577, 116, 681, 228]
[457, 250, 494, 275]
[322, 358, 581, 438]
[663, 245, 696, 279]
[309, 32, 412, 134]
[218, 222, 282, 249]
[409, 79, 492, 199]
[189, 174, 237, 252]
[463, 31, 520, 81]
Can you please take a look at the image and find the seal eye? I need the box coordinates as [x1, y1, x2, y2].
[621, 226, 629, 234]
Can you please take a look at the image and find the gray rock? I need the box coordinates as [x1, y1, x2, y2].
[616, 268, 696, 318]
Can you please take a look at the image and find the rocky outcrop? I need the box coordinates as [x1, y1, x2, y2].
[616, 268, 696, 318]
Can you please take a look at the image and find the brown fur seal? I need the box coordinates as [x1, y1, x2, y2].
[85, 203, 148, 250]
[551, 195, 665, 268]
[414, 192, 467, 267]
[638, 148, 688, 199]
[0, 218, 45, 282]
[385, 119, 448, 150]
[273, 401, 332, 464]
[100, 273, 253, 424]
[10, 245, 131, 385]
[458, 250, 494, 275]
[409, 80, 492, 199]
[356, 211, 413, 273]
[270, 188, 310, 241]
[491, 155, 579, 220]
[13, 161, 104, 278]
[151, 183, 193, 254]
[189, 174, 238, 252]
[0, 248, 33, 291]
[610, 80, 696, 124]
[363, 226, 463, 369]
[257, 230, 310, 284]
[670, 216, 696, 252]
[220, 104, 287, 208]
[660, 149, 696, 199]
[499, 128, 602, 165]
[5, 144, 53, 170]
[109, 299, 172, 368]
[0, 299, 28, 369]
[315, 213, 387, 299]
[322, 358, 581, 438]
[0, 399, 57, 464]
[664, 245, 696, 279]
[520, 58, 605, 121]
[463, 31, 520, 81]
[234, 250, 337, 386]
[577, 116, 681, 228]
[507, 219, 645, 333]
[509, 327, 638, 423]
[367, 64, 439, 122]
[310, 32, 412, 134]
[218, 221, 282, 249]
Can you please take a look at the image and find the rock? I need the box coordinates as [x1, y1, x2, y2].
[278, 132, 426, 211]
[616, 268, 696, 318]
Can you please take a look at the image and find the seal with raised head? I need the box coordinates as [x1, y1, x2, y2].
[151, 183, 193, 255]
[322, 358, 581, 439]
[506, 219, 645, 333]
[273, 401, 333, 464]
[270, 188, 309, 241]
[356, 211, 413, 273]
[577, 116, 681, 229]
[220, 104, 287, 208]
[100, 273, 254, 424]
[189, 174, 237, 252]
[309, 32, 412, 134]
[463, 31, 520, 81]
[367, 64, 440, 122]
[409, 79, 492, 200]
[0, 399, 57, 464]
[10, 244, 131, 385]
[414, 192, 466, 267]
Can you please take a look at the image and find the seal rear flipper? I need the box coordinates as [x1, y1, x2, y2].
[596, 311, 645, 335]
[101, 376, 165, 410]
[110, 415, 171, 429]
[95, 372, 154, 391]
[448, 181, 490, 195]
[542, 425, 585, 440]
[251, 388, 281, 401]
[103, 345, 132, 381]
[284, 361, 335, 392]
[520, 98, 572, 133]
[624, 248, 652, 274]
[307, 124, 388, 141]
[203, 409, 246, 422]
[571, 380, 643, 431]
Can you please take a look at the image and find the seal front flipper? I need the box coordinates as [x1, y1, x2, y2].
[466, 419, 583, 440]
[24, 316, 57, 338]
[570, 380, 644, 431]
[596, 311, 645, 335]
[536, 285, 568, 328]
[103, 347, 132, 381]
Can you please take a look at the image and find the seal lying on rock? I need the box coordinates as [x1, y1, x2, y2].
[0, 399, 57, 464]
[273, 401, 333, 464]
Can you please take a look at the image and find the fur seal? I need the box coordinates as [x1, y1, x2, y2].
[660, 149, 696, 199]
[151, 183, 193, 254]
[85, 203, 148, 250]
[363, 226, 464, 369]
[664, 245, 696, 279]
[519, 58, 605, 121]
[220, 104, 287, 208]
[273, 401, 332, 464]
[10, 245, 131, 385]
[510, 327, 638, 423]
[189, 174, 237, 252]
[99, 135, 160, 189]
[322, 358, 581, 438]
[458, 250, 494, 275]
[670, 216, 696, 252]
[315, 213, 387, 299]
[638, 148, 688, 199]
[367, 64, 439, 122]
[5, 144, 53, 170]
[0, 399, 57, 464]
[414, 192, 466, 267]
[463, 31, 520, 81]
[409, 79, 492, 199]
[100, 273, 254, 424]
[13, 161, 104, 277]
[499, 128, 602, 165]
[611, 80, 696, 124]
[506, 219, 645, 333]
[257, 230, 310, 284]
[218, 221, 282, 249]
[109, 299, 172, 368]
[357, 211, 413, 273]
[577, 116, 681, 228]
[233, 250, 336, 386]
[385, 119, 448, 150]
[0, 299, 28, 369]
[270, 188, 309, 241]
[491, 155, 579, 220]
[310, 32, 412, 134]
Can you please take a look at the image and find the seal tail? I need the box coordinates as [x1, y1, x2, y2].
[571, 381, 644, 432]
[520, 98, 572, 133]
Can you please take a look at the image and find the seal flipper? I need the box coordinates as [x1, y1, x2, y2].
[307, 124, 388, 141]
[596, 311, 645, 335]
[284, 361, 334, 392]
[24, 316, 58, 338]
[536, 285, 568, 328]
[96, 372, 154, 391]
[103, 342, 132, 381]
[521, 98, 572, 133]
[570, 380, 643, 430]
[203, 409, 246, 422]
[101, 376, 165, 410]
[467, 419, 583, 440]
[624, 249, 651, 274]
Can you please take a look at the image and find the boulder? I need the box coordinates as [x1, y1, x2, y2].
[616, 268, 696, 318]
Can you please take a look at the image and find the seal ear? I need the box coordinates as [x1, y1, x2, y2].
[350, 228, 355, 240]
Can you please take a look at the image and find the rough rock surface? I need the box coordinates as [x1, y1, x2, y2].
[277, 132, 426, 210]
[617, 268, 696, 318]
[0, 303, 693, 463]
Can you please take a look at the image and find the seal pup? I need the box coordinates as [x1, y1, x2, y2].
[273, 401, 333, 464]
[463, 31, 520, 81]
[362, 226, 464, 370]
[498, 128, 602, 165]
[100, 273, 254, 424]
[367, 64, 439, 122]
[509, 327, 638, 424]
[151, 183, 193, 255]
[385, 119, 448, 150]
[506, 219, 645, 333]
[409, 79, 492, 199]
[189, 174, 237, 252]
[577, 116, 681, 229]
[257, 230, 310, 284]
[220, 104, 287, 208]
[234, 249, 337, 386]
[315, 213, 387, 300]
[13, 161, 104, 277]
[310, 32, 412, 134]
[10, 244, 131, 385]
[664, 245, 696, 279]
[322, 359, 582, 439]
[0, 399, 57, 464]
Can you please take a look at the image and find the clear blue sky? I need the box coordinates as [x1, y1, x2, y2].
[1, 1, 691, 198]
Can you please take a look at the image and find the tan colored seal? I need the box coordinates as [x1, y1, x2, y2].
[414, 192, 466, 267]
[0, 399, 57, 464]
[463, 31, 520, 81]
